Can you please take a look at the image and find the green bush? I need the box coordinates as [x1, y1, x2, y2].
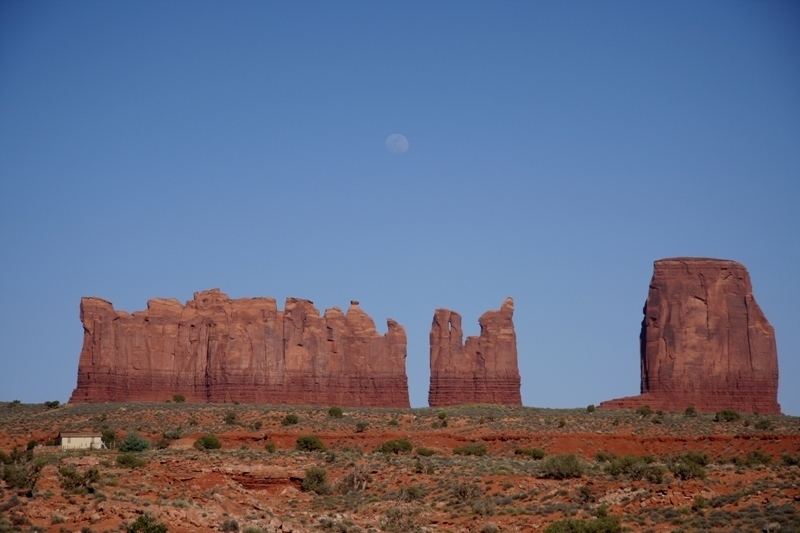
[714, 409, 741, 422]
[101, 428, 116, 448]
[220, 519, 239, 532]
[116, 453, 146, 469]
[193, 434, 222, 451]
[544, 515, 622, 533]
[224, 409, 237, 425]
[515, 447, 546, 460]
[59, 466, 99, 494]
[375, 439, 412, 455]
[416, 447, 436, 457]
[328, 406, 344, 418]
[636, 405, 653, 417]
[453, 442, 488, 456]
[781, 453, 800, 466]
[355, 421, 369, 433]
[586, 404, 596, 413]
[388, 418, 400, 427]
[754, 418, 772, 430]
[162, 427, 182, 440]
[675, 451, 709, 466]
[301, 467, 330, 494]
[128, 513, 168, 533]
[684, 406, 697, 417]
[44, 400, 60, 409]
[669, 457, 706, 480]
[119, 432, 151, 452]
[539, 454, 584, 480]
[172, 394, 185, 403]
[296, 435, 326, 452]
[604, 455, 663, 483]
[1, 454, 43, 495]
[451, 481, 483, 502]
[281, 413, 299, 426]
[264, 441, 276, 453]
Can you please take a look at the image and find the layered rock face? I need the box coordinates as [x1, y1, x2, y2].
[600, 258, 780, 414]
[70, 289, 409, 407]
[428, 298, 521, 407]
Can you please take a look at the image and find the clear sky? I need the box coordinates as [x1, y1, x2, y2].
[1, 1, 798, 415]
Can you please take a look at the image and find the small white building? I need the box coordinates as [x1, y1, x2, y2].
[56, 432, 105, 451]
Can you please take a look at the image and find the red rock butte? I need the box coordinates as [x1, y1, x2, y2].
[600, 258, 780, 414]
[428, 298, 522, 407]
[70, 289, 410, 407]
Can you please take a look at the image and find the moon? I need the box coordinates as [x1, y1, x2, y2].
[385, 133, 409, 154]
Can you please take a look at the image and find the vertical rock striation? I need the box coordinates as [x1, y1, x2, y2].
[428, 298, 521, 407]
[70, 290, 409, 407]
[600, 258, 780, 414]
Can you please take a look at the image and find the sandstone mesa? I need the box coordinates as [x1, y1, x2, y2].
[600, 258, 780, 414]
[70, 289, 409, 407]
[428, 297, 522, 407]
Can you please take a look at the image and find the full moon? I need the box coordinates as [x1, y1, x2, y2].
[385, 133, 409, 154]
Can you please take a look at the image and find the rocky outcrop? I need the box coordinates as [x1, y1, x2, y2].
[600, 258, 780, 414]
[69, 289, 409, 407]
[428, 298, 521, 406]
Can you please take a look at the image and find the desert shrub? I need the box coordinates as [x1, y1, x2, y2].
[1, 456, 43, 495]
[398, 484, 427, 502]
[471, 498, 496, 516]
[604, 455, 663, 483]
[594, 450, 616, 463]
[480, 524, 500, 533]
[99, 428, 116, 448]
[224, 409, 237, 425]
[675, 451, 710, 466]
[539, 454, 584, 479]
[119, 432, 151, 452]
[636, 405, 653, 417]
[733, 450, 772, 467]
[193, 434, 222, 451]
[127, 514, 168, 533]
[540, 453, 583, 479]
[264, 441, 276, 453]
[116, 453, 146, 469]
[515, 447, 546, 460]
[781, 453, 800, 466]
[416, 447, 436, 457]
[714, 409, 741, 422]
[59, 466, 99, 494]
[301, 467, 330, 494]
[379, 506, 420, 532]
[355, 421, 369, 433]
[296, 435, 326, 452]
[586, 404, 596, 413]
[162, 427, 182, 440]
[669, 457, 706, 480]
[754, 418, 772, 430]
[684, 406, 697, 417]
[328, 406, 344, 418]
[376, 439, 412, 455]
[172, 394, 185, 403]
[281, 413, 299, 426]
[544, 515, 622, 533]
[338, 465, 372, 492]
[44, 400, 60, 409]
[454, 442, 487, 456]
[250, 420, 263, 430]
[220, 519, 239, 532]
[388, 418, 400, 427]
[451, 481, 483, 502]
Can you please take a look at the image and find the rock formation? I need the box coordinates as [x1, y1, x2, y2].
[70, 289, 410, 407]
[600, 258, 780, 414]
[428, 298, 521, 406]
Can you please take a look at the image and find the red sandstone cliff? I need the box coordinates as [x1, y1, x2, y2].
[428, 298, 521, 407]
[600, 258, 780, 414]
[70, 290, 409, 407]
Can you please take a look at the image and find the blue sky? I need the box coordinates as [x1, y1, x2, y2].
[1, 1, 798, 414]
